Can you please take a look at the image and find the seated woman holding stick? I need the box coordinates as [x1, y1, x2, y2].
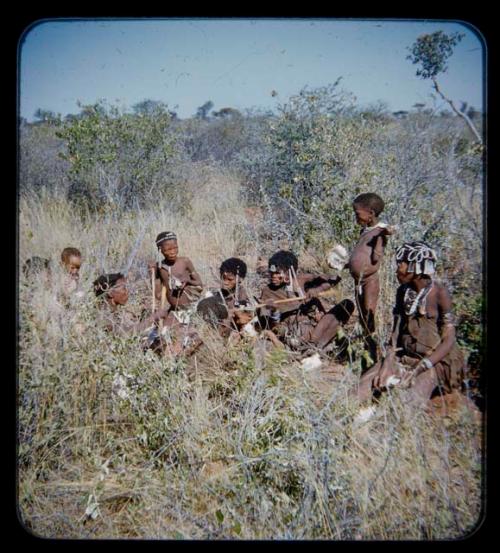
[354, 241, 466, 407]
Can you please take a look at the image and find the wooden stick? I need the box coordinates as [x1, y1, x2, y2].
[151, 268, 156, 314]
[159, 284, 167, 333]
[253, 288, 338, 309]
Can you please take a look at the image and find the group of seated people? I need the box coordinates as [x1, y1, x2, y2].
[22, 225, 469, 411]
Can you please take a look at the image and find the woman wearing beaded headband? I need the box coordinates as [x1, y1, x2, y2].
[355, 240, 466, 405]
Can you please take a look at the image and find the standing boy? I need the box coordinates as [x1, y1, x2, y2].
[348, 193, 394, 367]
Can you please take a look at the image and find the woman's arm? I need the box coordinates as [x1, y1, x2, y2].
[426, 285, 456, 366]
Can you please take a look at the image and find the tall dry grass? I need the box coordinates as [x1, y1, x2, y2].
[18, 168, 483, 539]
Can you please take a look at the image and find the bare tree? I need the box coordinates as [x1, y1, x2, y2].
[407, 31, 483, 145]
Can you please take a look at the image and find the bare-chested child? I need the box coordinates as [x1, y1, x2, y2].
[218, 258, 286, 347]
[259, 250, 354, 352]
[146, 257, 249, 353]
[349, 193, 394, 367]
[353, 241, 466, 408]
[148, 231, 203, 327]
[216, 257, 250, 310]
[150, 258, 251, 357]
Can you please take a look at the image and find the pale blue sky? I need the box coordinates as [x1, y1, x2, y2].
[19, 18, 485, 121]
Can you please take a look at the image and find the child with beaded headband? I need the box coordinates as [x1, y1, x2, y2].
[148, 231, 203, 327]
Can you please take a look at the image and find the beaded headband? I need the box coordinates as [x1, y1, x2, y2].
[396, 241, 437, 275]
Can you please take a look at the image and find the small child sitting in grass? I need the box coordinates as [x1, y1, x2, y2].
[218, 257, 250, 309]
[207, 257, 251, 330]
[94, 272, 168, 336]
[60, 247, 83, 298]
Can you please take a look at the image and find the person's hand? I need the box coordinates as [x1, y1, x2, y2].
[305, 289, 319, 299]
[398, 359, 430, 388]
[373, 350, 397, 390]
[171, 277, 185, 290]
[399, 370, 415, 389]
[147, 260, 157, 272]
[413, 358, 432, 378]
[379, 224, 397, 236]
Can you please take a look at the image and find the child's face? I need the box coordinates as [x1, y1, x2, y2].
[269, 269, 289, 287]
[234, 310, 254, 327]
[160, 240, 179, 262]
[65, 255, 82, 278]
[221, 271, 238, 291]
[108, 278, 129, 305]
[353, 204, 375, 227]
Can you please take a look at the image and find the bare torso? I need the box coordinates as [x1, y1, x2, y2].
[348, 228, 387, 283]
[158, 256, 203, 309]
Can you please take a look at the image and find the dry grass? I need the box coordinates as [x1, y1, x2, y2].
[18, 171, 483, 540]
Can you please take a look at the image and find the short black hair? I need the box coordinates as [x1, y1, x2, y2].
[22, 256, 50, 278]
[353, 193, 385, 216]
[196, 296, 228, 326]
[61, 247, 82, 263]
[219, 257, 247, 279]
[93, 273, 125, 297]
[268, 250, 298, 272]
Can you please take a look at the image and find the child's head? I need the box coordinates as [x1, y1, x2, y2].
[196, 296, 229, 327]
[353, 193, 385, 226]
[22, 256, 51, 279]
[93, 272, 129, 305]
[233, 308, 255, 329]
[156, 231, 178, 263]
[268, 250, 298, 286]
[61, 247, 82, 278]
[395, 241, 437, 283]
[220, 257, 247, 292]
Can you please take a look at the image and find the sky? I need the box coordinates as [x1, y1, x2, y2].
[19, 18, 485, 122]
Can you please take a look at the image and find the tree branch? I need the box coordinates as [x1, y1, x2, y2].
[431, 78, 483, 145]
